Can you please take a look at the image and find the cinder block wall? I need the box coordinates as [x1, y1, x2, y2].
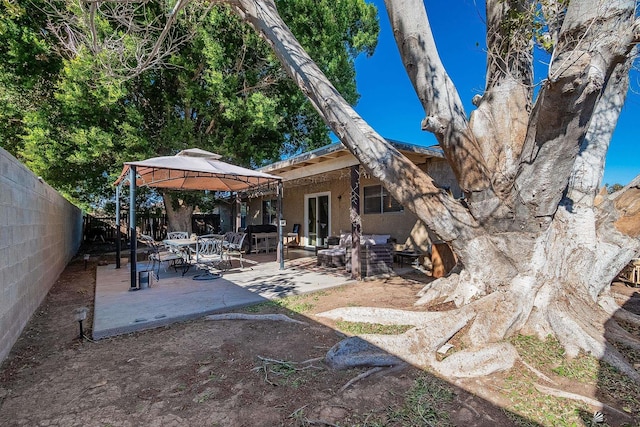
[0, 148, 83, 363]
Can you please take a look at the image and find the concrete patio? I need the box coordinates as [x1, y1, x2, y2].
[92, 250, 356, 339]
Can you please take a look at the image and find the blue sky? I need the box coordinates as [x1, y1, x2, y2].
[352, 0, 639, 186]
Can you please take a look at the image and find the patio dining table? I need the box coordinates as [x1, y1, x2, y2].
[163, 235, 226, 276]
[162, 238, 198, 275]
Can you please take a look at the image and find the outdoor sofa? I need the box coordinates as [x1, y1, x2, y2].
[317, 233, 393, 277]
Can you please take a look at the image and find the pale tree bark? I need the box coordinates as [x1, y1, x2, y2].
[513, 1, 639, 224]
[384, 0, 491, 194]
[162, 193, 194, 234]
[470, 0, 533, 199]
[225, 0, 640, 380]
[66, 0, 640, 381]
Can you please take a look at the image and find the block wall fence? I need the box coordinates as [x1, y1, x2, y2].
[0, 147, 83, 364]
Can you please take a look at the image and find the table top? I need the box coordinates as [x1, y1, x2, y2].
[163, 238, 197, 247]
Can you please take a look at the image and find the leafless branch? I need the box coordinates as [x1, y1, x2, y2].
[44, 0, 217, 79]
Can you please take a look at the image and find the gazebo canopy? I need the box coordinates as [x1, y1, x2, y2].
[114, 148, 281, 191]
[114, 148, 285, 287]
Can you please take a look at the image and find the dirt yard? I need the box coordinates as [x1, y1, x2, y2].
[1, 246, 639, 426]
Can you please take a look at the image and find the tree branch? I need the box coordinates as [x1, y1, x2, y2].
[227, 0, 480, 244]
[383, 0, 491, 194]
[513, 0, 638, 223]
[469, 0, 534, 196]
[566, 52, 634, 208]
[46, 0, 217, 78]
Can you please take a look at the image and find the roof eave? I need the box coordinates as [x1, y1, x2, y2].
[259, 139, 444, 175]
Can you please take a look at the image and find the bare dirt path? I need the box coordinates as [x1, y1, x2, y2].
[1, 247, 638, 426]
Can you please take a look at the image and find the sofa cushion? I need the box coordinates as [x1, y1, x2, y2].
[373, 234, 390, 244]
[339, 233, 391, 247]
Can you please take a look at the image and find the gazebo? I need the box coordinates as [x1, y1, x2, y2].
[113, 148, 283, 290]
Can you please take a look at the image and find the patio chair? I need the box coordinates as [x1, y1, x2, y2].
[223, 232, 249, 269]
[285, 223, 301, 253]
[190, 234, 229, 279]
[138, 234, 185, 280]
[164, 231, 190, 256]
[166, 231, 189, 240]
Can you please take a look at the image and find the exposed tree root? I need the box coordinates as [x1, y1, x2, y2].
[317, 299, 522, 377]
[316, 306, 457, 327]
[602, 342, 640, 383]
[205, 313, 307, 324]
[320, 277, 640, 381]
[546, 295, 640, 383]
[599, 295, 640, 327]
[519, 359, 557, 384]
[415, 275, 459, 305]
[533, 383, 634, 421]
[253, 355, 324, 386]
[415, 270, 488, 307]
[547, 301, 606, 359]
[604, 320, 640, 351]
[339, 366, 385, 392]
[434, 343, 519, 378]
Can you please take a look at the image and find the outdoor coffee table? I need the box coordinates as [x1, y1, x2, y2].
[394, 251, 420, 267]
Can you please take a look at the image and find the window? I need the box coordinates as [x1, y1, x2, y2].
[262, 199, 277, 224]
[363, 185, 403, 214]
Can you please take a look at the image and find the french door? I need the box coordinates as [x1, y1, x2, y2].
[304, 192, 330, 247]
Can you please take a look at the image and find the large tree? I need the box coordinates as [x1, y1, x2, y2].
[54, 0, 640, 380]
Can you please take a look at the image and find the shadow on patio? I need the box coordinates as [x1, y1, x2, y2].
[92, 249, 356, 339]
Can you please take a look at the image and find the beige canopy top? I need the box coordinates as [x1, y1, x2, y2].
[114, 148, 281, 191]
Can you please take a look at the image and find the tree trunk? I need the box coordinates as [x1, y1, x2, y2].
[162, 192, 194, 234]
[225, 0, 640, 380]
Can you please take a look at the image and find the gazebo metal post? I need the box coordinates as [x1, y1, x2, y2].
[115, 184, 121, 269]
[129, 165, 138, 290]
[277, 181, 284, 270]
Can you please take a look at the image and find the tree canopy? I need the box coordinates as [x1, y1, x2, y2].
[0, 0, 378, 208]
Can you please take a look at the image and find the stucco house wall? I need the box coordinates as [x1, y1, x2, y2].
[253, 146, 460, 253]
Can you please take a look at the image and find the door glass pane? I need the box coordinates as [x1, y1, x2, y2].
[308, 197, 317, 246]
[318, 195, 329, 245]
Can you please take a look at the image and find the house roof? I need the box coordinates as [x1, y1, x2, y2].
[259, 139, 444, 182]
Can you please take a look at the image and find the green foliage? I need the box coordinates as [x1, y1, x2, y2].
[335, 320, 414, 335]
[606, 183, 624, 194]
[495, 1, 569, 56]
[0, 0, 378, 211]
[0, 0, 62, 156]
[385, 375, 455, 426]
